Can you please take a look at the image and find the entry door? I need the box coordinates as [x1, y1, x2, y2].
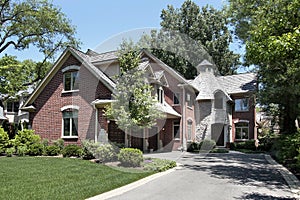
[211, 123, 225, 146]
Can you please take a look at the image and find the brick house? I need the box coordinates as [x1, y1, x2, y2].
[22, 47, 257, 151]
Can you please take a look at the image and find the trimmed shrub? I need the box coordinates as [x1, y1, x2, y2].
[0, 127, 9, 153]
[62, 144, 83, 157]
[235, 140, 256, 150]
[45, 145, 61, 156]
[94, 144, 117, 163]
[5, 147, 15, 157]
[81, 140, 98, 160]
[143, 158, 176, 172]
[187, 142, 199, 152]
[118, 148, 143, 167]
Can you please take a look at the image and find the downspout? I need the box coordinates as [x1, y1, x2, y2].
[182, 86, 187, 151]
[95, 108, 98, 142]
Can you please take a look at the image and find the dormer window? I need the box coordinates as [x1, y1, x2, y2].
[62, 65, 80, 92]
[157, 87, 164, 104]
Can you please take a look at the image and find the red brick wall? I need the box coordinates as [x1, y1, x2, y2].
[232, 94, 256, 141]
[30, 54, 112, 145]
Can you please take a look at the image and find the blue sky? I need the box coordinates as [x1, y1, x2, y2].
[4, 0, 229, 61]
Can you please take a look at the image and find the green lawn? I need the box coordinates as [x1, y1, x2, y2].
[0, 157, 152, 200]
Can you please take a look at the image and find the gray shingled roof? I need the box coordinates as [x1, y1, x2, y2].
[217, 73, 257, 94]
[90, 51, 118, 63]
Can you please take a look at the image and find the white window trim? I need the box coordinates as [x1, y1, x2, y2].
[61, 106, 79, 139]
[62, 65, 80, 73]
[157, 86, 164, 104]
[63, 71, 79, 93]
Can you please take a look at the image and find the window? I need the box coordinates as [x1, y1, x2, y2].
[173, 121, 180, 139]
[173, 93, 180, 105]
[6, 101, 19, 112]
[235, 98, 249, 111]
[186, 93, 193, 107]
[62, 110, 78, 137]
[187, 120, 192, 141]
[157, 87, 164, 104]
[64, 71, 79, 91]
[235, 122, 249, 140]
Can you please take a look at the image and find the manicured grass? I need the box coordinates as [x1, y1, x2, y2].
[0, 157, 152, 200]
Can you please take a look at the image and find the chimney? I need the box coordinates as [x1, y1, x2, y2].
[196, 59, 216, 75]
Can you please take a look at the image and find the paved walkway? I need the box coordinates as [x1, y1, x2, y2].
[89, 151, 300, 200]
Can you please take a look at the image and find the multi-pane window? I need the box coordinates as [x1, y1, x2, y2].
[173, 93, 180, 105]
[173, 121, 180, 139]
[235, 98, 249, 111]
[187, 120, 192, 141]
[235, 122, 249, 140]
[63, 110, 78, 137]
[6, 101, 19, 112]
[64, 71, 79, 91]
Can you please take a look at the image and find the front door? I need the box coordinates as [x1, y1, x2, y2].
[211, 123, 225, 146]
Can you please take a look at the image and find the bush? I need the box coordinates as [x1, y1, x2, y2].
[0, 127, 9, 153]
[13, 129, 41, 148]
[94, 144, 117, 163]
[81, 140, 98, 160]
[62, 144, 83, 157]
[143, 158, 176, 172]
[26, 143, 44, 156]
[45, 145, 61, 156]
[187, 142, 199, 152]
[53, 139, 64, 150]
[199, 139, 216, 151]
[5, 147, 15, 157]
[118, 148, 143, 167]
[17, 146, 27, 156]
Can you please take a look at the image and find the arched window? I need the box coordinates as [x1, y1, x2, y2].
[61, 106, 78, 138]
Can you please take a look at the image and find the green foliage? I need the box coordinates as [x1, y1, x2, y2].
[12, 129, 41, 148]
[227, 0, 300, 133]
[187, 142, 199, 152]
[5, 147, 15, 157]
[52, 139, 64, 150]
[0, 127, 9, 153]
[26, 143, 44, 156]
[45, 145, 61, 156]
[200, 139, 216, 151]
[210, 148, 229, 153]
[94, 144, 117, 163]
[62, 144, 83, 157]
[139, 0, 240, 78]
[105, 41, 164, 131]
[143, 158, 177, 172]
[118, 148, 144, 167]
[81, 140, 98, 160]
[17, 146, 27, 157]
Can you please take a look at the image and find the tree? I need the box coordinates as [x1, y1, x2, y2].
[0, 55, 51, 98]
[139, 0, 240, 79]
[227, 0, 300, 133]
[0, 0, 80, 96]
[105, 41, 163, 133]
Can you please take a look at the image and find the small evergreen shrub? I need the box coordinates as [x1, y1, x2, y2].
[62, 144, 83, 157]
[187, 142, 199, 152]
[13, 129, 41, 148]
[118, 148, 143, 167]
[95, 144, 117, 163]
[0, 127, 9, 153]
[5, 147, 15, 157]
[235, 140, 256, 150]
[45, 145, 61, 156]
[81, 140, 98, 160]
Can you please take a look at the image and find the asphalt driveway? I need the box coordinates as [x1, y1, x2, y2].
[102, 152, 298, 200]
